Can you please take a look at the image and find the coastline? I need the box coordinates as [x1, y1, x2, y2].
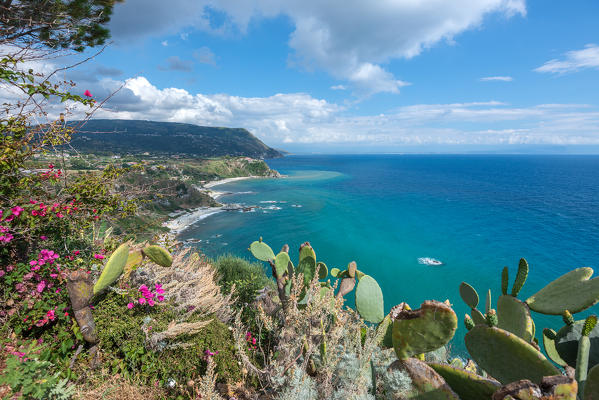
[164, 176, 260, 235]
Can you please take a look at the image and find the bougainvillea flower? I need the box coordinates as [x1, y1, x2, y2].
[84, 90, 92, 97]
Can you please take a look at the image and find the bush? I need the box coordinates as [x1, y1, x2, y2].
[94, 291, 241, 391]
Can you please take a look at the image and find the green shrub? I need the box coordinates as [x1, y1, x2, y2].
[94, 292, 241, 389]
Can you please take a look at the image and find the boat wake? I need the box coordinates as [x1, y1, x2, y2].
[418, 257, 444, 266]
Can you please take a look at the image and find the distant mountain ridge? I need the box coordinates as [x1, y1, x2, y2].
[68, 119, 283, 158]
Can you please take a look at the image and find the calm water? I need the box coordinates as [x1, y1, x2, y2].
[180, 155, 599, 354]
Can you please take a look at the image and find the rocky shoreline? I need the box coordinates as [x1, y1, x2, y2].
[163, 175, 274, 235]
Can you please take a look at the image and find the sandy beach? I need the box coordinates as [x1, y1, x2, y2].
[203, 176, 255, 188]
[164, 176, 258, 235]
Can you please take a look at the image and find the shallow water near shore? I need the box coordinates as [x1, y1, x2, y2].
[180, 154, 599, 355]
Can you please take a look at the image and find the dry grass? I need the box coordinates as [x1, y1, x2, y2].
[232, 271, 388, 399]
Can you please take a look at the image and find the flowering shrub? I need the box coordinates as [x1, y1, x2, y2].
[126, 283, 166, 309]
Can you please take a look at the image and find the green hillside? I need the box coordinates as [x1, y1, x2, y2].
[68, 119, 283, 158]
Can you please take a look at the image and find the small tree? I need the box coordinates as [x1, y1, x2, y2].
[0, 0, 123, 51]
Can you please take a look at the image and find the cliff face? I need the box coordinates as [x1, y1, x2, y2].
[68, 119, 283, 159]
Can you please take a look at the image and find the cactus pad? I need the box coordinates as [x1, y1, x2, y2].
[355, 274, 384, 323]
[317, 261, 328, 279]
[347, 261, 357, 278]
[93, 243, 129, 294]
[460, 282, 479, 309]
[464, 325, 559, 384]
[542, 328, 568, 367]
[471, 308, 486, 326]
[297, 255, 317, 286]
[511, 258, 529, 297]
[142, 245, 172, 267]
[274, 251, 290, 278]
[387, 358, 460, 399]
[392, 300, 457, 360]
[330, 267, 340, 277]
[428, 362, 500, 400]
[249, 240, 275, 262]
[583, 364, 599, 400]
[501, 266, 509, 296]
[554, 319, 599, 369]
[497, 295, 535, 342]
[525, 267, 599, 315]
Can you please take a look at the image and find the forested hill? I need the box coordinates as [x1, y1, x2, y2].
[68, 119, 283, 158]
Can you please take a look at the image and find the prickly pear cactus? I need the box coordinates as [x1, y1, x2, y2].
[93, 243, 129, 294]
[297, 244, 317, 286]
[510, 258, 529, 297]
[576, 315, 597, 394]
[584, 364, 599, 400]
[142, 245, 172, 267]
[274, 251, 291, 278]
[387, 358, 460, 399]
[428, 362, 500, 400]
[249, 239, 275, 262]
[330, 267, 340, 277]
[542, 328, 568, 367]
[355, 274, 384, 323]
[392, 301, 457, 360]
[501, 266, 509, 296]
[464, 325, 559, 384]
[553, 319, 599, 369]
[497, 295, 535, 342]
[460, 282, 479, 309]
[317, 261, 328, 279]
[526, 267, 599, 315]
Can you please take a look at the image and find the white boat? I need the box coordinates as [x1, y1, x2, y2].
[418, 257, 444, 266]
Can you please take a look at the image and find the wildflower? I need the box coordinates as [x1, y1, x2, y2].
[47, 309, 56, 321]
[127, 302, 134, 309]
[37, 281, 46, 293]
[48, 163, 54, 169]
[0, 270, 4, 278]
[138, 297, 146, 305]
[40, 235, 48, 241]
[84, 90, 92, 97]
[147, 299, 155, 306]
[157, 295, 164, 302]
[11, 206, 24, 217]
[93, 253, 105, 259]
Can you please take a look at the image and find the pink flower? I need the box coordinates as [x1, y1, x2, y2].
[46, 309, 55, 320]
[127, 303, 134, 309]
[93, 254, 105, 260]
[138, 297, 146, 305]
[40, 235, 48, 241]
[157, 295, 164, 302]
[84, 90, 92, 97]
[73, 250, 80, 255]
[11, 206, 24, 217]
[48, 164, 54, 169]
[147, 299, 155, 306]
[0, 270, 5, 278]
[37, 281, 46, 293]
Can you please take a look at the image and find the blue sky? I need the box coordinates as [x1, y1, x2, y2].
[65, 0, 599, 153]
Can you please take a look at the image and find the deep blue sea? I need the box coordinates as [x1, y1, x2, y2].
[180, 155, 599, 355]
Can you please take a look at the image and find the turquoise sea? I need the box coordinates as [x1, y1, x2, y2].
[180, 155, 599, 354]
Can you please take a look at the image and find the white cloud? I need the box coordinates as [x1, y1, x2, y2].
[109, 0, 526, 95]
[479, 76, 513, 82]
[330, 85, 346, 90]
[535, 44, 599, 74]
[76, 76, 599, 149]
[161, 40, 168, 46]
